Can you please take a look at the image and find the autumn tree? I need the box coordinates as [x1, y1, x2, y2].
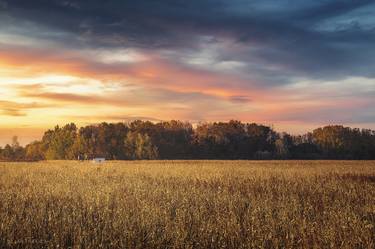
[275, 133, 293, 159]
[5, 121, 375, 161]
[312, 125, 375, 159]
[124, 131, 158, 159]
[25, 141, 44, 161]
[0, 136, 25, 161]
[42, 124, 77, 160]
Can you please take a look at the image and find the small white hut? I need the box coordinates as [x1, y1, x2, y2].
[92, 158, 106, 163]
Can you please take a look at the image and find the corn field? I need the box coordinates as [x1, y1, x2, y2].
[0, 160, 374, 248]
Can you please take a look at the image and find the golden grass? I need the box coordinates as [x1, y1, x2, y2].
[0, 160, 374, 249]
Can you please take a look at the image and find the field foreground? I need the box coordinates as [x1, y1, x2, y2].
[0, 160, 374, 249]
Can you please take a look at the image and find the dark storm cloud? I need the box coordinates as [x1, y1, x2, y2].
[0, 1, 7, 9]
[1, 0, 375, 83]
[293, 0, 374, 22]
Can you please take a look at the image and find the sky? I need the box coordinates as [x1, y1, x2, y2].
[0, 0, 375, 145]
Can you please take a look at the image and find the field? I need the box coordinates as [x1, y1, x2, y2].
[0, 161, 374, 249]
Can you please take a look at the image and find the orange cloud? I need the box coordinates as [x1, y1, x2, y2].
[0, 100, 51, 116]
[0, 45, 267, 100]
[21, 91, 128, 106]
[3, 42, 372, 144]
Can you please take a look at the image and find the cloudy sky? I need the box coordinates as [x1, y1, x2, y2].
[0, 0, 375, 144]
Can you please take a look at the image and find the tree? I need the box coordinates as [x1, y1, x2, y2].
[275, 133, 293, 159]
[124, 132, 158, 159]
[0, 136, 25, 161]
[4, 121, 375, 161]
[0, 144, 14, 160]
[194, 121, 276, 159]
[246, 123, 276, 158]
[313, 125, 354, 159]
[127, 120, 193, 159]
[25, 141, 44, 161]
[42, 124, 77, 159]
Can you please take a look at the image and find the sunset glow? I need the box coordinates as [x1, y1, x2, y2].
[1, 0, 375, 144]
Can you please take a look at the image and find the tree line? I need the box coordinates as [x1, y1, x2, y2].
[1, 120, 375, 161]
